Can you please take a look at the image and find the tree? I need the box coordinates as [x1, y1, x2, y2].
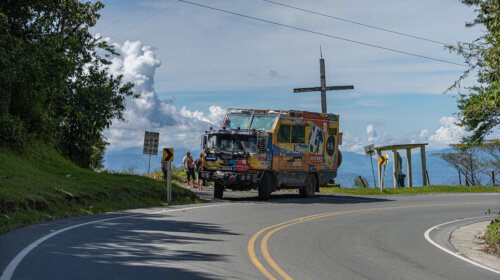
[477, 140, 500, 185]
[0, 1, 135, 168]
[435, 143, 495, 186]
[447, 0, 499, 145]
[353, 176, 369, 188]
[59, 63, 134, 169]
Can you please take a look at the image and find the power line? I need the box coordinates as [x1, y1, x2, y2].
[98, 6, 146, 33]
[178, 0, 466, 67]
[110, 0, 177, 39]
[263, 0, 450, 46]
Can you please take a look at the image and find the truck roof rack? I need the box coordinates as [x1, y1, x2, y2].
[226, 108, 338, 121]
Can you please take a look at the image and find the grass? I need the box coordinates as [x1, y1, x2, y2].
[485, 216, 500, 255]
[320, 185, 500, 195]
[0, 145, 202, 234]
[147, 167, 187, 183]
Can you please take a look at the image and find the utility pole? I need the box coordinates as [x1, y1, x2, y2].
[294, 51, 354, 113]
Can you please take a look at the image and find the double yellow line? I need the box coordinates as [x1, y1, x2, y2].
[247, 201, 488, 280]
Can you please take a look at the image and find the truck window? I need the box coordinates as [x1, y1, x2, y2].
[278, 125, 291, 143]
[250, 115, 276, 131]
[225, 115, 251, 130]
[291, 126, 305, 143]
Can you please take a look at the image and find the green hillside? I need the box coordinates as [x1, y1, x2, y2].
[0, 145, 199, 233]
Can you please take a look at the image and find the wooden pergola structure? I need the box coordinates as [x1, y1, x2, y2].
[375, 143, 428, 188]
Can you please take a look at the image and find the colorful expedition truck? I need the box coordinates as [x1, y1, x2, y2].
[200, 108, 342, 199]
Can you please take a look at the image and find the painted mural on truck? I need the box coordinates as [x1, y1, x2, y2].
[272, 118, 339, 170]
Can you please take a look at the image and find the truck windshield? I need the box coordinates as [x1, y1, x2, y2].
[207, 134, 257, 153]
[225, 115, 251, 130]
[250, 115, 276, 131]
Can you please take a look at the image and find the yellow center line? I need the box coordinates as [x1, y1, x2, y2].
[248, 201, 488, 280]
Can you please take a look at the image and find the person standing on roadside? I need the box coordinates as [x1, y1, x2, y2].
[161, 159, 168, 183]
[182, 151, 195, 188]
[194, 153, 204, 190]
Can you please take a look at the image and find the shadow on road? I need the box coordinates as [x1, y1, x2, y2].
[221, 193, 393, 204]
[182, 184, 392, 205]
[29, 215, 242, 280]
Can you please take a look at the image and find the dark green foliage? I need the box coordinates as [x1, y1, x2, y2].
[0, 0, 135, 168]
[447, 0, 499, 145]
[59, 64, 134, 169]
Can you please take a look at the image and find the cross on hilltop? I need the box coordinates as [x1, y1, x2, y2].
[294, 55, 354, 113]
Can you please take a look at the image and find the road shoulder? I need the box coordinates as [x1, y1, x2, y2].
[450, 221, 500, 271]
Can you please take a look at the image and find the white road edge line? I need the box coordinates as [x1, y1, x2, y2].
[424, 216, 500, 275]
[0, 203, 229, 280]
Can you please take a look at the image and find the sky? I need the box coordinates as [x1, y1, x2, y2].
[91, 0, 498, 158]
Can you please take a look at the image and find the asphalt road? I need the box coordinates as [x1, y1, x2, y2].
[1, 191, 499, 280]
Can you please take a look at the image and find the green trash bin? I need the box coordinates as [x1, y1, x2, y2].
[397, 174, 406, 188]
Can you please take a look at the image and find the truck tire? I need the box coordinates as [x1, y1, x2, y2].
[303, 174, 316, 198]
[259, 172, 271, 200]
[214, 182, 224, 199]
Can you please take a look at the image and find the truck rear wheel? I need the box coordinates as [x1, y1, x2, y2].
[259, 172, 271, 200]
[214, 182, 224, 199]
[302, 174, 316, 198]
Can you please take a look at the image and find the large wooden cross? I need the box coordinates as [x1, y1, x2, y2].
[294, 57, 354, 113]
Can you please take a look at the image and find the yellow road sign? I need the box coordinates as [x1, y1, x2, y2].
[163, 148, 174, 162]
[378, 155, 388, 165]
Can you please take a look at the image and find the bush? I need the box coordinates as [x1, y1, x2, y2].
[485, 217, 500, 255]
[0, 114, 28, 150]
[353, 176, 369, 188]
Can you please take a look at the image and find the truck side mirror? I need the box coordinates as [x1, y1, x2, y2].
[202, 135, 208, 149]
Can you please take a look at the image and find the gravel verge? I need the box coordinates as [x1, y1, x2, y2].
[450, 220, 500, 271]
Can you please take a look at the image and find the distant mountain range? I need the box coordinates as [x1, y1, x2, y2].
[103, 147, 460, 188]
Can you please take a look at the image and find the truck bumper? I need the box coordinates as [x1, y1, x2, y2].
[200, 171, 258, 184]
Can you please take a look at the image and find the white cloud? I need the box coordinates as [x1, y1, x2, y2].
[427, 117, 467, 148]
[366, 124, 377, 142]
[103, 40, 226, 151]
[341, 117, 468, 154]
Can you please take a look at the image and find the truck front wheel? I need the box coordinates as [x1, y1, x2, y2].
[259, 172, 271, 200]
[214, 182, 224, 199]
[302, 174, 316, 198]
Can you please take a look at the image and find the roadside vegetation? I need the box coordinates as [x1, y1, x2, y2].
[0, 145, 200, 234]
[320, 185, 500, 195]
[484, 216, 500, 256]
[146, 167, 187, 184]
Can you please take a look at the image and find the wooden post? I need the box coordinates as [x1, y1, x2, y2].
[392, 149, 397, 188]
[377, 149, 382, 191]
[406, 148, 412, 187]
[420, 145, 427, 186]
[167, 162, 172, 203]
[319, 58, 327, 113]
[492, 171, 495, 186]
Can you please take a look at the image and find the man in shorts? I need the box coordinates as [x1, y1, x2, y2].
[182, 151, 196, 188]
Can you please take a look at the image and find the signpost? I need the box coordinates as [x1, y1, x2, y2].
[364, 144, 376, 188]
[143, 131, 159, 174]
[378, 155, 388, 166]
[378, 155, 388, 192]
[163, 148, 174, 203]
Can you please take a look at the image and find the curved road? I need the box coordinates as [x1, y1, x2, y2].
[1, 192, 499, 279]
